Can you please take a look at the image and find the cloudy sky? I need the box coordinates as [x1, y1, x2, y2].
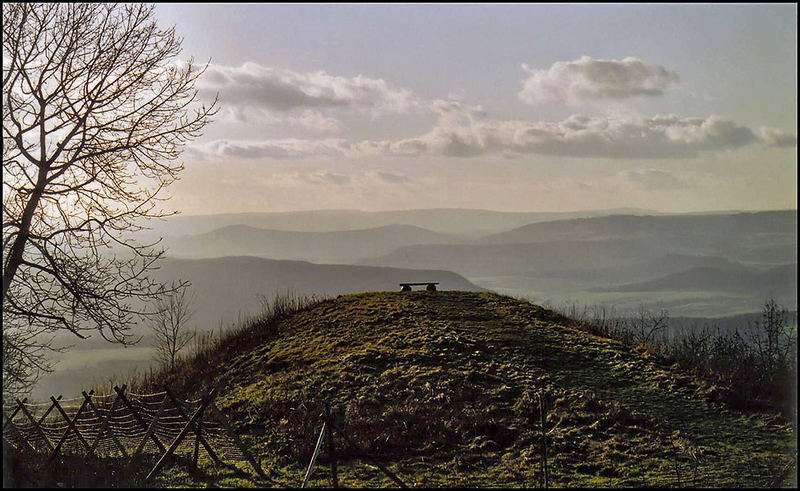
[154, 4, 796, 215]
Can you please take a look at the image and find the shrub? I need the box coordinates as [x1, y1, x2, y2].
[558, 299, 797, 417]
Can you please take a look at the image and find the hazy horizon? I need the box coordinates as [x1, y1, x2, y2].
[170, 205, 797, 219]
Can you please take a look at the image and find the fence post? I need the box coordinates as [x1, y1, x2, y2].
[208, 400, 267, 479]
[145, 388, 217, 482]
[130, 393, 168, 463]
[82, 391, 127, 458]
[16, 398, 54, 453]
[163, 384, 227, 468]
[4, 399, 37, 454]
[3, 399, 26, 431]
[302, 419, 327, 488]
[49, 392, 95, 459]
[114, 385, 168, 455]
[36, 395, 61, 425]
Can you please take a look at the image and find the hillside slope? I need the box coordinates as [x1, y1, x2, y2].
[157, 291, 794, 487]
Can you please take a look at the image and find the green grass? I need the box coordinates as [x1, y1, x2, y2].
[17, 291, 796, 487]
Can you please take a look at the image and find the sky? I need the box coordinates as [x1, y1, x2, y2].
[153, 3, 797, 215]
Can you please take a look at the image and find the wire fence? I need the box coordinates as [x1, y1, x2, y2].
[2, 384, 264, 483]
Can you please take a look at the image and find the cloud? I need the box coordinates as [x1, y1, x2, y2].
[187, 99, 795, 161]
[624, 169, 692, 190]
[288, 110, 343, 132]
[354, 106, 770, 159]
[758, 127, 798, 147]
[197, 62, 420, 121]
[186, 138, 349, 160]
[519, 56, 680, 106]
[302, 170, 351, 185]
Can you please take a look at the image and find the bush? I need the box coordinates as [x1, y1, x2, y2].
[558, 299, 797, 417]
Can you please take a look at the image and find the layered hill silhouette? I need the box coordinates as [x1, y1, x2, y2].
[164, 224, 456, 263]
[478, 210, 796, 248]
[132, 291, 794, 487]
[361, 211, 797, 306]
[149, 256, 483, 333]
[138, 207, 662, 239]
[603, 263, 797, 297]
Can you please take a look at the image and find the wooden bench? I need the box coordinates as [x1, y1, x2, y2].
[399, 282, 439, 292]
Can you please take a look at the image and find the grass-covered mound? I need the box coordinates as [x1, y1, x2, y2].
[143, 291, 793, 487]
[27, 291, 795, 487]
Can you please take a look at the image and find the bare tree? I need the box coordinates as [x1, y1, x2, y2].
[630, 305, 670, 346]
[151, 282, 195, 372]
[2, 3, 217, 396]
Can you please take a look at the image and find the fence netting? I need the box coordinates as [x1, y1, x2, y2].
[3, 390, 246, 463]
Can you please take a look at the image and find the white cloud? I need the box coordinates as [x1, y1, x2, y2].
[302, 170, 351, 185]
[187, 100, 794, 161]
[352, 107, 771, 159]
[519, 56, 680, 106]
[197, 62, 420, 122]
[186, 138, 349, 160]
[288, 110, 343, 132]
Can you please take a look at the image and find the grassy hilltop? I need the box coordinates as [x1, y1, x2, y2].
[21, 291, 797, 487]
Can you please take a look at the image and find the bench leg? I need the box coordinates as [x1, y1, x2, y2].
[401, 285, 412, 292]
[426, 284, 436, 291]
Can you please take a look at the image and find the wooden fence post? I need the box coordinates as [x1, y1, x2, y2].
[163, 385, 227, 468]
[4, 399, 37, 454]
[3, 399, 25, 431]
[49, 392, 95, 459]
[36, 396, 61, 425]
[82, 391, 127, 457]
[130, 392, 168, 463]
[145, 388, 217, 482]
[114, 385, 168, 455]
[207, 400, 267, 478]
[15, 398, 54, 453]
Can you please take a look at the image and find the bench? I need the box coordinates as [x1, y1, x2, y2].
[399, 282, 439, 292]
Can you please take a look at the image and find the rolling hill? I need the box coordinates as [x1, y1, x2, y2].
[135, 207, 663, 240]
[603, 263, 797, 298]
[478, 210, 796, 249]
[32, 291, 794, 487]
[164, 224, 457, 263]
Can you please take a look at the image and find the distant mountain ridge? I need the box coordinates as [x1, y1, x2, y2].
[137, 207, 667, 238]
[479, 210, 796, 246]
[603, 263, 797, 296]
[165, 223, 455, 263]
[149, 255, 483, 333]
